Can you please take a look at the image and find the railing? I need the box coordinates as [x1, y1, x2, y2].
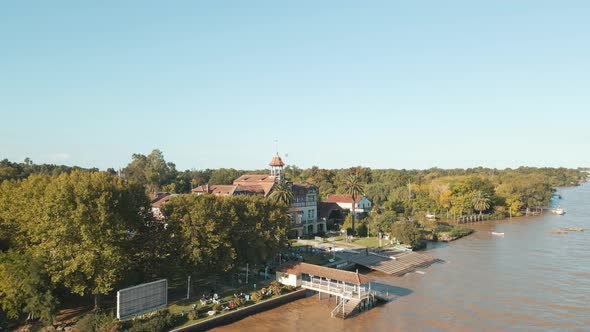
[301, 279, 368, 299]
[331, 298, 344, 318]
[291, 201, 316, 208]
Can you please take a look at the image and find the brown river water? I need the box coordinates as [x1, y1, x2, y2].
[213, 182, 590, 332]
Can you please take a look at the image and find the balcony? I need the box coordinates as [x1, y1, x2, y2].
[291, 201, 316, 208]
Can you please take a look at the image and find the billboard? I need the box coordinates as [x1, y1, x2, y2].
[117, 279, 168, 320]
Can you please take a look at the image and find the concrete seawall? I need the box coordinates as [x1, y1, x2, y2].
[171, 288, 308, 332]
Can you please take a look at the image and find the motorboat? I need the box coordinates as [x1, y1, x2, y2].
[491, 232, 504, 236]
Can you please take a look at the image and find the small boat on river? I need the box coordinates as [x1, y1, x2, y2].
[553, 207, 566, 215]
[491, 232, 504, 236]
[563, 227, 584, 232]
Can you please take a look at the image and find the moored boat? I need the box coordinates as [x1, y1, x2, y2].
[491, 232, 504, 236]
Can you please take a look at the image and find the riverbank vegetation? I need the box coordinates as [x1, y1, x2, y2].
[0, 154, 584, 329]
[0, 169, 290, 330]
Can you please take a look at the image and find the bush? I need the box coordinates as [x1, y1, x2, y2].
[212, 303, 222, 312]
[250, 291, 263, 302]
[74, 312, 119, 332]
[187, 310, 198, 320]
[269, 281, 283, 296]
[448, 226, 473, 238]
[234, 298, 244, 307]
[435, 224, 453, 233]
[121, 310, 185, 332]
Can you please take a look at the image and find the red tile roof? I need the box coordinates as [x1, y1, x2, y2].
[150, 192, 174, 208]
[324, 194, 363, 204]
[269, 155, 285, 167]
[277, 262, 371, 285]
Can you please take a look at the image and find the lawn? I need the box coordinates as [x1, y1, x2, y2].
[351, 237, 390, 248]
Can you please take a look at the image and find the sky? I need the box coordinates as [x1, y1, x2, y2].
[1, 1, 589, 171]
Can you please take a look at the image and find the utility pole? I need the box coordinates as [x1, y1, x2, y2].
[187, 275, 191, 300]
[246, 263, 249, 284]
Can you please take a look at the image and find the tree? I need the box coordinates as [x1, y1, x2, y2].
[391, 220, 422, 249]
[122, 149, 178, 193]
[162, 195, 290, 273]
[269, 183, 293, 206]
[0, 250, 58, 325]
[472, 191, 491, 216]
[4, 172, 147, 310]
[344, 175, 365, 236]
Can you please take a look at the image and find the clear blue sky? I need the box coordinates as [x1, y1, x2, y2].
[1, 1, 589, 170]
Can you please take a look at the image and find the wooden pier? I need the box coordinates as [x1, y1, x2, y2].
[336, 251, 442, 276]
[276, 262, 377, 319]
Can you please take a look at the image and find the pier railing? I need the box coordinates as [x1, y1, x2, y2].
[301, 278, 369, 299]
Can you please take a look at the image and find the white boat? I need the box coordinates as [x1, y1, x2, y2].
[555, 207, 565, 215]
[491, 232, 504, 236]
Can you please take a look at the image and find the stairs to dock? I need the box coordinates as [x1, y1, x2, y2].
[331, 297, 362, 319]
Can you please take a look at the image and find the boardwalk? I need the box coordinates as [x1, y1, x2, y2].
[336, 251, 442, 276]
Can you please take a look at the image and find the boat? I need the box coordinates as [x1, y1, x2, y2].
[554, 207, 565, 215]
[549, 230, 568, 234]
[491, 232, 504, 236]
[563, 227, 584, 232]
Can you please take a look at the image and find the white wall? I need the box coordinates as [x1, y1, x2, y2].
[276, 272, 301, 287]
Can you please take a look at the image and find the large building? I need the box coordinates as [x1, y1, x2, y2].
[192, 154, 325, 237]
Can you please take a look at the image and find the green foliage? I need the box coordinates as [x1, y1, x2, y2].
[162, 195, 291, 273]
[269, 281, 283, 295]
[0, 171, 148, 309]
[250, 292, 263, 302]
[448, 226, 474, 238]
[120, 310, 184, 332]
[391, 220, 422, 249]
[212, 303, 222, 312]
[0, 250, 58, 325]
[73, 311, 119, 332]
[269, 182, 294, 206]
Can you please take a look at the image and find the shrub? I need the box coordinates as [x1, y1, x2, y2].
[250, 291, 263, 302]
[187, 310, 198, 320]
[234, 298, 244, 307]
[74, 311, 119, 332]
[269, 281, 283, 295]
[121, 310, 185, 332]
[448, 226, 473, 238]
[212, 303, 222, 312]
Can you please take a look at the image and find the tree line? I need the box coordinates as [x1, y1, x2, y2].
[0, 169, 290, 327]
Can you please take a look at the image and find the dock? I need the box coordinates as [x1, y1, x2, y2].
[276, 262, 377, 319]
[336, 251, 442, 276]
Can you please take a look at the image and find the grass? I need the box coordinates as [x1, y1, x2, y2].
[351, 237, 390, 248]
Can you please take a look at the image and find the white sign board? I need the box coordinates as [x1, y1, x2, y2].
[117, 279, 168, 320]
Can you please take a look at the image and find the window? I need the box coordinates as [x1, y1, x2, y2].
[308, 209, 315, 220]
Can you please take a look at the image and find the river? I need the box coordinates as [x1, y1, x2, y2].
[213, 182, 590, 331]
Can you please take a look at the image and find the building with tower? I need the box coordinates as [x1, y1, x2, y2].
[191, 153, 325, 237]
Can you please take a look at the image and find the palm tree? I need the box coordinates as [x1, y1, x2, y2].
[344, 175, 365, 236]
[472, 191, 491, 216]
[269, 182, 294, 206]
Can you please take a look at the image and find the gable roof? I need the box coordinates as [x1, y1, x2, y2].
[325, 194, 364, 204]
[277, 262, 371, 285]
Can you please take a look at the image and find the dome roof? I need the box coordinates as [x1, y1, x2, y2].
[269, 155, 285, 167]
